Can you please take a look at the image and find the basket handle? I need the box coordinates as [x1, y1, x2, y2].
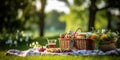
[69, 28, 81, 49]
[64, 28, 81, 40]
[72, 28, 82, 38]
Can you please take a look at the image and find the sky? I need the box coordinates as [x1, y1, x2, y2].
[35, 0, 73, 14]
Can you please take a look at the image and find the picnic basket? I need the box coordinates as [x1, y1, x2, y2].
[59, 28, 95, 50]
[99, 39, 117, 51]
[59, 38, 95, 50]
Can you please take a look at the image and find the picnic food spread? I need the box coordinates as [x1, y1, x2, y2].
[59, 28, 119, 51]
[6, 29, 120, 56]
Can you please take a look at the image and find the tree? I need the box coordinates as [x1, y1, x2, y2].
[88, 0, 97, 31]
[45, 10, 65, 30]
[88, 0, 120, 31]
[59, 0, 120, 32]
[106, 0, 120, 30]
[0, 0, 29, 33]
[39, 0, 46, 36]
[106, 10, 112, 29]
[60, 0, 90, 31]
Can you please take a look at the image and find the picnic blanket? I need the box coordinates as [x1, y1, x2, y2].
[6, 48, 120, 57]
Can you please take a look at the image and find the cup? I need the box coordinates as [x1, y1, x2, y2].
[47, 39, 56, 48]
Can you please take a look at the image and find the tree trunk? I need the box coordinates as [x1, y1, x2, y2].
[39, 13, 45, 36]
[88, 0, 97, 31]
[107, 10, 112, 29]
[117, 8, 120, 32]
[39, 0, 46, 37]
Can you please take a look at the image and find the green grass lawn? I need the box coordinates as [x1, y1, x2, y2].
[1, 45, 120, 60]
[0, 50, 120, 60]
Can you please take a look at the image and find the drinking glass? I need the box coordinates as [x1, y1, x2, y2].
[47, 39, 56, 48]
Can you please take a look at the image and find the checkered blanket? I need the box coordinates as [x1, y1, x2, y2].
[6, 49, 40, 57]
[72, 49, 120, 56]
[6, 48, 70, 57]
[6, 48, 120, 57]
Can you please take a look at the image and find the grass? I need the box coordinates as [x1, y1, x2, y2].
[1, 44, 120, 60]
[0, 51, 120, 60]
[45, 29, 64, 37]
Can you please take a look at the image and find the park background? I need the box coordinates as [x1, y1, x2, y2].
[0, 0, 120, 60]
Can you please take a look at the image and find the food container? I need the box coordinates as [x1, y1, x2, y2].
[59, 38, 95, 50]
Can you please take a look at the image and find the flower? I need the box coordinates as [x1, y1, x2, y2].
[92, 30, 119, 42]
[36, 42, 39, 45]
[90, 29, 119, 49]
[32, 42, 35, 45]
[89, 35, 96, 40]
[100, 34, 107, 40]
[29, 41, 41, 48]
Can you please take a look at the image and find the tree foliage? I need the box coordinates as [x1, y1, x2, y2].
[45, 10, 65, 30]
[60, 6, 89, 31]
[0, 0, 40, 33]
[60, 0, 120, 32]
[0, 0, 25, 32]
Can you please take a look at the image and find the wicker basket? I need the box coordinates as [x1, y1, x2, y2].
[99, 41, 116, 51]
[59, 38, 95, 50]
[59, 28, 95, 50]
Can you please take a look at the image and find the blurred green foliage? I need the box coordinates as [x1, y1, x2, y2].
[0, 0, 27, 32]
[95, 10, 107, 29]
[0, 30, 33, 46]
[0, 0, 40, 33]
[45, 10, 65, 30]
[60, 6, 88, 32]
[0, 0, 120, 34]
[0, 0, 120, 42]
[59, 0, 119, 32]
